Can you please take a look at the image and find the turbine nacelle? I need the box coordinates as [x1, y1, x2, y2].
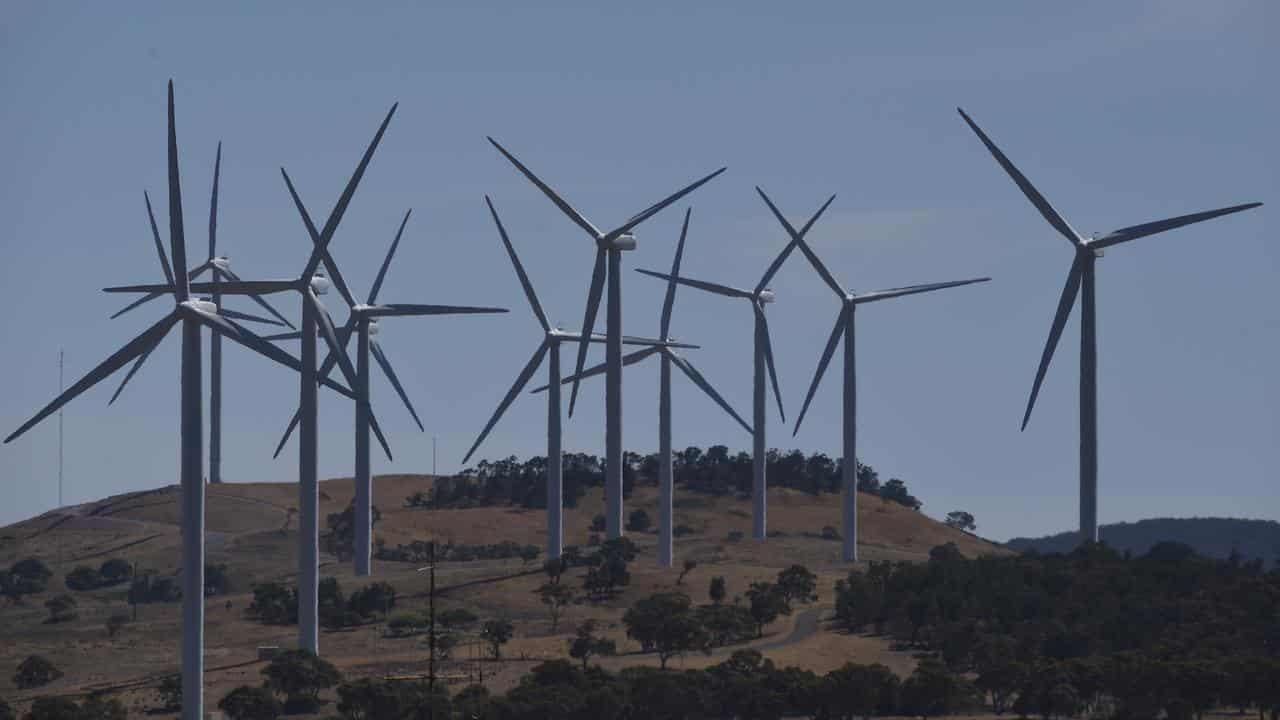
[367, 319, 380, 337]
[603, 232, 637, 251]
[756, 289, 776, 304]
[211, 256, 232, 271]
[183, 299, 218, 314]
[310, 273, 331, 295]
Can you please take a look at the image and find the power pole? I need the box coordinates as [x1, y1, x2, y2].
[58, 350, 64, 563]
[432, 435, 437, 476]
[428, 542, 437, 718]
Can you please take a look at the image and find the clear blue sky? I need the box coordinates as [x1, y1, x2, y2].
[1, 2, 1274, 541]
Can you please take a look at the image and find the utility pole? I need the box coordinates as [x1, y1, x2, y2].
[58, 350, 64, 563]
[432, 435, 437, 476]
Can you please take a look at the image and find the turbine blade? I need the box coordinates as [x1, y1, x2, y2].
[272, 408, 302, 459]
[568, 248, 606, 416]
[208, 141, 221, 260]
[957, 107, 1082, 247]
[309, 291, 358, 388]
[217, 307, 288, 327]
[530, 347, 658, 394]
[486, 196, 549, 331]
[852, 277, 991, 305]
[756, 304, 785, 423]
[1089, 202, 1263, 249]
[218, 267, 295, 329]
[793, 307, 847, 436]
[369, 407, 394, 462]
[167, 81, 190, 301]
[797, 193, 837, 238]
[635, 269, 752, 299]
[660, 208, 691, 339]
[6, 312, 180, 443]
[756, 189, 842, 295]
[755, 186, 800, 238]
[144, 191, 175, 285]
[368, 209, 412, 305]
[620, 335, 699, 350]
[605, 167, 726, 243]
[463, 341, 549, 464]
[110, 291, 164, 319]
[370, 338, 424, 432]
[1022, 257, 1084, 430]
[669, 351, 754, 435]
[282, 169, 358, 309]
[181, 303, 354, 399]
[104, 280, 299, 295]
[262, 330, 303, 341]
[302, 103, 399, 280]
[487, 137, 600, 239]
[108, 335, 165, 405]
[362, 304, 508, 318]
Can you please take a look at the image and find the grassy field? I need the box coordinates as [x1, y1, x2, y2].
[0, 474, 1005, 716]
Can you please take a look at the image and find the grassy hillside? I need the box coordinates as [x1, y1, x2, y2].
[1006, 517, 1280, 565]
[0, 475, 1004, 716]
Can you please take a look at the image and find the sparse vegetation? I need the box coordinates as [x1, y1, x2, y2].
[568, 619, 616, 669]
[481, 618, 514, 659]
[14, 655, 62, 689]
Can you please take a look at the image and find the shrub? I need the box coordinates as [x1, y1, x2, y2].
[106, 613, 129, 638]
[481, 618, 515, 659]
[157, 675, 182, 710]
[98, 558, 133, 585]
[438, 608, 477, 628]
[726, 530, 744, 543]
[261, 649, 341, 703]
[347, 581, 396, 619]
[64, 565, 103, 592]
[11, 558, 52, 583]
[23, 697, 82, 720]
[248, 582, 297, 625]
[44, 594, 78, 624]
[626, 509, 651, 532]
[673, 524, 696, 537]
[820, 525, 840, 541]
[590, 514, 606, 532]
[204, 563, 232, 596]
[79, 695, 127, 720]
[128, 574, 181, 604]
[14, 655, 62, 689]
[219, 685, 281, 720]
[386, 613, 422, 637]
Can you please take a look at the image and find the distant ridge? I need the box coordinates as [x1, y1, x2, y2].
[1006, 517, 1280, 566]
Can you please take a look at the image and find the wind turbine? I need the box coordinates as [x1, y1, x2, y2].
[108, 103, 397, 654]
[107, 143, 294, 487]
[958, 107, 1262, 545]
[462, 196, 697, 560]
[636, 190, 829, 539]
[5, 81, 351, 720]
[268, 208, 508, 577]
[783, 198, 989, 562]
[486, 137, 724, 538]
[537, 208, 753, 567]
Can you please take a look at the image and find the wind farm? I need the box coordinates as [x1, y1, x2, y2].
[1, 8, 1273, 716]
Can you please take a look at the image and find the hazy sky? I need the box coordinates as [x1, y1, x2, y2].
[1, 2, 1274, 541]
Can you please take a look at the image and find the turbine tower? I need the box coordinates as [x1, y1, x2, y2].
[636, 190, 828, 539]
[486, 138, 724, 538]
[270, 208, 508, 576]
[6, 82, 349, 720]
[958, 107, 1262, 544]
[463, 196, 695, 559]
[540, 208, 753, 566]
[782, 199, 989, 562]
[109, 103, 397, 654]
[107, 144, 294, 491]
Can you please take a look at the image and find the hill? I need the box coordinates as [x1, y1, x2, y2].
[1005, 516, 1280, 565]
[0, 475, 1004, 716]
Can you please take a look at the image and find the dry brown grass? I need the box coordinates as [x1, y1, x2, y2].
[0, 474, 1006, 716]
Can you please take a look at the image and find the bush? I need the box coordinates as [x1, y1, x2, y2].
[128, 574, 181, 604]
[248, 582, 297, 625]
[11, 557, 52, 583]
[347, 581, 396, 619]
[80, 695, 127, 720]
[481, 618, 515, 659]
[98, 558, 133, 585]
[820, 525, 840, 541]
[337, 678, 450, 720]
[204, 563, 232, 596]
[673, 524, 696, 537]
[590, 514, 606, 532]
[106, 613, 129, 638]
[64, 565, 103, 592]
[282, 694, 320, 715]
[219, 685, 281, 720]
[261, 649, 341, 704]
[23, 697, 82, 720]
[438, 608, 478, 628]
[157, 675, 182, 710]
[14, 655, 62, 689]
[626, 509, 651, 532]
[44, 594, 78, 624]
[386, 613, 422, 637]
[726, 530, 744, 543]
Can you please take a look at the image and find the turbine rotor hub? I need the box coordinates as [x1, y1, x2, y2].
[211, 256, 231, 270]
[757, 289, 776, 304]
[183, 299, 218, 314]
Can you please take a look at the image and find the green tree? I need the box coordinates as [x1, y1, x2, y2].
[819, 662, 900, 720]
[336, 678, 449, 720]
[622, 592, 709, 668]
[261, 649, 342, 705]
[944, 511, 976, 532]
[97, 559, 132, 585]
[746, 582, 791, 638]
[709, 575, 727, 605]
[481, 618, 515, 659]
[247, 581, 297, 625]
[22, 697, 82, 720]
[14, 655, 62, 689]
[80, 694, 127, 720]
[537, 582, 575, 633]
[543, 557, 566, 584]
[64, 565, 102, 592]
[776, 564, 818, 604]
[568, 620, 616, 669]
[900, 660, 972, 719]
[218, 685, 281, 720]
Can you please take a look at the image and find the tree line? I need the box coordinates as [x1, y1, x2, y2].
[407, 446, 922, 511]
